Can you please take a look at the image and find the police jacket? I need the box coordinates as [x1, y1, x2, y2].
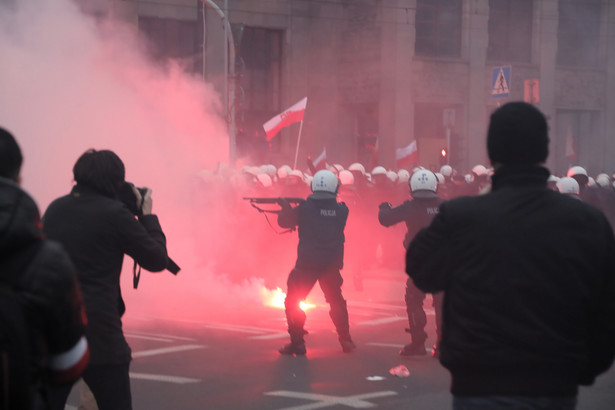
[378, 191, 444, 249]
[43, 184, 168, 365]
[278, 192, 348, 271]
[0, 178, 88, 400]
[407, 164, 615, 397]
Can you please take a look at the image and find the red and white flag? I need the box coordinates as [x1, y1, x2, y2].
[565, 125, 577, 161]
[312, 147, 328, 170]
[396, 140, 418, 169]
[263, 97, 308, 141]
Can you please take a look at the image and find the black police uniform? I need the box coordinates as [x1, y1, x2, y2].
[277, 191, 354, 354]
[379, 190, 444, 355]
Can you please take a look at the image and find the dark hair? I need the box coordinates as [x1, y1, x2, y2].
[0, 127, 23, 181]
[487, 102, 549, 165]
[73, 149, 125, 198]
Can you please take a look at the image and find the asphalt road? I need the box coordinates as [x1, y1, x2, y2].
[64, 271, 615, 410]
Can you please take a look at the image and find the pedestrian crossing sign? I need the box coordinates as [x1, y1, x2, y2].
[491, 66, 511, 98]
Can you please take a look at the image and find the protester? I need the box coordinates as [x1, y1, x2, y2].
[406, 102, 615, 409]
[43, 149, 170, 410]
[0, 127, 89, 409]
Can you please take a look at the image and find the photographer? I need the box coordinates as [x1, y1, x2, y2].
[42, 149, 170, 410]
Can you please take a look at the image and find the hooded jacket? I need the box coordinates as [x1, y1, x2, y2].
[0, 177, 88, 401]
[406, 165, 615, 397]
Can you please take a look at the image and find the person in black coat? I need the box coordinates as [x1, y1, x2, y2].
[277, 169, 355, 355]
[0, 128, 89, 409]
[43, 149, 170, 410]
[406, 102, 615, 409]
[379, 169, 444, 357]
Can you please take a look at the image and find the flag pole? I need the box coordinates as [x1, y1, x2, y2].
[292, 120, 304, 169]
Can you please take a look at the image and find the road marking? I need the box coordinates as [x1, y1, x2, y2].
[250, 332, 292, 340]
[124, 334, 176, 342]
[132, 344, 205, 358]
[348, 301, 405, 311]
[130, 372, 200, 384]
[358, 317, 406, 326]
[367, 342, 404, 348]
[124, 330, 197, 341]
[202, 323, 277, 334]
[265, 390, 397, 409]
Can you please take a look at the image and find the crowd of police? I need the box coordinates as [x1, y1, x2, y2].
[190, 160, 615, 356]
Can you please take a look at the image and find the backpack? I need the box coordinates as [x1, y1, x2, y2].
[0, 240, 42, 410]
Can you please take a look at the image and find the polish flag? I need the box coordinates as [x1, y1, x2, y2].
[313, 147, 328, 170]
[565, 126, 577, 161]
[263, 97, 308, 141]
[396, 140, 418, 169]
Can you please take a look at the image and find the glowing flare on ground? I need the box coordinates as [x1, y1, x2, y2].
[261, 287, 315, 311]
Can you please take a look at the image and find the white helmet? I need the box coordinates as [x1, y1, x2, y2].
[397, 169, 410, 184]
[588, 177, 596, 187]
[440, 165, 453, 178]
[371, 166, 387, 176]
[567, 165, 589, 187]
[435, 172, 445, 184]
[348, 163, 366, 175]
[596, 173, 611, 187]
[472, 164, 488, 177]
[338, 170, 355, 186]
[256, 173, 273, 188]
[311, 169, 339, 194]
[410, 169, 438, 197]
[289, 169, 304, 180]
[547, 175, 560, 183]
[567, 166, 587, 178]
[386, 170, 398, 182]
[557, 177, 580, 195]
[277, 165, 292, 179]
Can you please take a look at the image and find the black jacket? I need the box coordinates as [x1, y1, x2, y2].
[278, 193, 348, 271]
[0, 178, 88, 402]
[407, 165, 615, 397]
[43, 184, 168, 365]
[378, 192, 444, 249]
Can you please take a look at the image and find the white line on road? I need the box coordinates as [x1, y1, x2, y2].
[265, 390, 398, 409]
[124, 330, 197, 341]
[348, 301, 406, 311]
[249, 332, 292, 340]
[129, 372, 200, 384]
[357, 317, 407, 326]
[124, 334, 176, 342]
[132, 344, 206, 358]
[202, 323, 276, 334]
[367, 342, 404, 348]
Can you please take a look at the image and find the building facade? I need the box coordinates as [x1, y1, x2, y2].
[77, 0, 615, 176]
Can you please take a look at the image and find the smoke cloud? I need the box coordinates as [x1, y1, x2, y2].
[0, 0, 298, 322]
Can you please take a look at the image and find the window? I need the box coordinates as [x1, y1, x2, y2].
[487, 0, 532, 63]
[415, 0, 462, 58]
[557, 0, 600, 67]
[555, 110, 601, 174]
[235, 27, 283, 155]
[138, 17, 199, 72]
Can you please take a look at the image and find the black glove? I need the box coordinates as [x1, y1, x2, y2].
[379, 202, 392, 210]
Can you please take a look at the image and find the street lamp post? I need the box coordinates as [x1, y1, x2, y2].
[200, 0, 237, 167]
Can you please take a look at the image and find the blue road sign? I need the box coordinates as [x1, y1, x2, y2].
[491, 66, 511, 98]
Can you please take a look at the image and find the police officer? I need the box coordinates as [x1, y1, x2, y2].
[378, 169, 444, 356]
[277, 169, 355, 355]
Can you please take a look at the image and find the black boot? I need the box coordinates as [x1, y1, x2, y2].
[278, 342, 306, 356]
[339, 337, 356, 353]
[399, 341, 427, 356]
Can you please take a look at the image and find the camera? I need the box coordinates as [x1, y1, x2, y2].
[118, 181, 146, 215]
